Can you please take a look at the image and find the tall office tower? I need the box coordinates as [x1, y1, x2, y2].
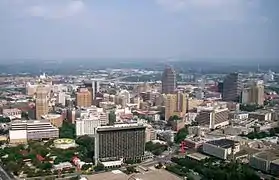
[84, 80, 100, 104]
[222, 73, 242, 102]
[165, 92, 187, 120]
[162, 66, 176, 94]
[35, 85, 49, 119]
[242, 81, 265, 105]
[92, 80, 100, 100]
[95, 124, 146, 164]
[76, 88, 92, 107]
[217, 82, 224, 93]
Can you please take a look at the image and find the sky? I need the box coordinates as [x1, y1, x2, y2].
[0, 0, 278, 60]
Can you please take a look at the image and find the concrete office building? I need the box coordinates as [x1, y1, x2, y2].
[76, 88, 92, 107]
[162, 66, 176, 94]
[270, 159, 279, 176]
[145, 124, 156, 142]
[165, 92, 187, 121]
[41, 113, 63, 128]
[119, 90, 131, 104]
[9, 120, 59, 144]
[203, 139, 240, 160]
[58, 92, 66, 106]
[242, 81, 265, 105]
[76, 116, 101, 137]
[248, 110, 272, 121]
[249, 150, 279, 174]
[195, 107, 229, 129]
[35, 85, 49, 119]
[222, 73, 242, 102]
[84, 80, 100, 104]
[95, 124, 145, 164]
[1, 108, 22, 120]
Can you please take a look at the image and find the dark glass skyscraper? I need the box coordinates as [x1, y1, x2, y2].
[95, 125, 145, 163]
[162, 66, 176, 94]
[222, 73, 242, 102]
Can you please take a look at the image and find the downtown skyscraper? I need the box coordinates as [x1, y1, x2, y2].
[162, 66, 176, 94]
[222, 73, 242, 102]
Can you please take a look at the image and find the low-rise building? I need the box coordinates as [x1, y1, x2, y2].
[9, 120, 59, 144]
[145, 124, 156, 142]
[1, 108, 22, 120]
[249, 150, 279, 174]
[41, 113, 63, 128]
[203, 139, 240, 160]
[248, 110, 272, 121]
[196, 107, 229, 129]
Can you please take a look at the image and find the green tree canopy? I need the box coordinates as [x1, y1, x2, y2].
[94, 163, 105, 172]
[174, 127, 188, 144]
[239, 104, 263, 112]
[108, 110, 116, 125]
[59, 121, 76, 139]
[0, 116, 11, 123]
[145, 141, 168, 156]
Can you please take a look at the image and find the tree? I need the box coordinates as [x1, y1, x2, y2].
[59, 121, 76, 139]
[94, 163, 105, 172]
[21, 111, 29, 119]
[145, 141, 168, 156]
[168, 115, 181, 121]
[6, 161, 21, 175]
[76, 135, 94, 152]
[39, 162, 53, 170]
[240, 104, 263, 112]
[81, 164, 92, 171]
[108, 110, 116, 125]
[126, 166, 137, 174]
[76, 135, 95, 162]
[174, 127, 188, 144]
[0, 116, 11, 123]
[125, 159, 135, 164]
[155, 162, 163, 169]
[167, 157, 261, 180]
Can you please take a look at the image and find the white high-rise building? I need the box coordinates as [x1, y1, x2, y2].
[75, 106, 109, 136]
[58, 92, 66, 106]
[119, 90, 130, 104]
[76, 116, 100, 136]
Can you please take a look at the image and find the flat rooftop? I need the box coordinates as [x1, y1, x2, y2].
[85, 170, 128, 180]
[85, 169, 181, 180]
[255, 150, 279, 161]
[206, 139, 238, 149]
[187, 152, 209, 161]
[133, 169, 182, 180]
[97, 124, 145, 132]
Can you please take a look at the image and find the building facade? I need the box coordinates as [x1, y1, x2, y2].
[241, 81, 264, 105]
[35, 85, 49, 119]
[95, 124, 146, 163]
[222, 73, 242, 102]
[196, 107, 229, 129]
[165, 92, 187, 121]
[203, 139, 240, 160]
[76, 88, 92, 107]
[9, 120, 59, 144]
[162, 66, 176, 94]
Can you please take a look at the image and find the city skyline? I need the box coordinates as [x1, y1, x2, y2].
[0, 0, 278, 60]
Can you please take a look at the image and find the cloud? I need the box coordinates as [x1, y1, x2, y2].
[155, 0, 261, 22]
[25, 0, 85, 19]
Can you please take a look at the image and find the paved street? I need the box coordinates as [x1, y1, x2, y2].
[0, 165, 12, 180]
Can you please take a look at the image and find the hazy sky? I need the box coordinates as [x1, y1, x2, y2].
[0, 0, 278, 60]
